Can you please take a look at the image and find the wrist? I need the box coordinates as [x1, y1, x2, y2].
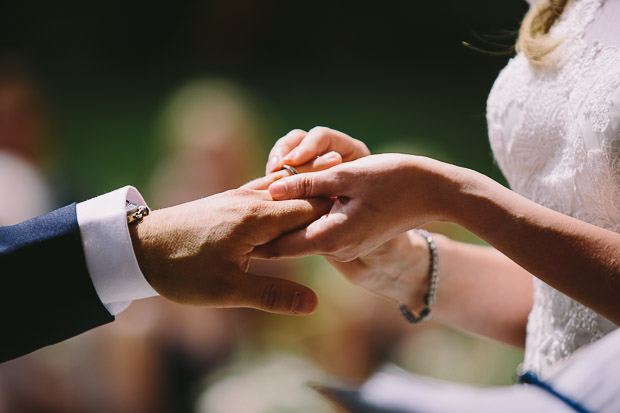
[398, 229, 440, 323]
[398, 155, 470, 226]
[447, 168, 504, 230]
[128, 209, 163, 291]
[401, 230, 433, 308]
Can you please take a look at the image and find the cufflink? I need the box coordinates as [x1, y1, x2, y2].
[125, 201, 150, 224]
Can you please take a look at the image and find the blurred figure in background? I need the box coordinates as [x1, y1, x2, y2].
[0, 72, 520, 413]
[97, 79, 413, 413]
[0, 58, 94, 413]
[0, 57, 54, 225]
[149, 79, 264, 207]
[90, 79, 280, 413]
[162, 83, 414, 412]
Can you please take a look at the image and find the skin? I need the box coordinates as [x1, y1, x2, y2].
[266, 128, 370, 172]
[128, 151, 342, 316]
[257, 127, 620, 347]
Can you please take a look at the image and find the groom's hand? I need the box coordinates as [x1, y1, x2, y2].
[129, 188, 332, 315]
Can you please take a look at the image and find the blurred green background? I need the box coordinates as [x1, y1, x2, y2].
[0, 1, 531, 412]
[1, 0, 527, 200]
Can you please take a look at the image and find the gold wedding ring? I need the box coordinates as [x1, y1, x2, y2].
[281, 164, 299, 175]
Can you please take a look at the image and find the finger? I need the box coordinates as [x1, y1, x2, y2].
[252, 212, 346, 258]
[268, 168, 346, 200]
[241, 170, 290, 190]
[226, 269, 318, 315]
[295, 151, 343, 174]
[243, 151, 343, 191]
[266, 129, 307, 174]
[281, 126, 370, 166]
[252, 196, 334, 245]
[252, 229, 321, 259]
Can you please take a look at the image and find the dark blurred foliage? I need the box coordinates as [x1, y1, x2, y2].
[0, 0, 528, 201]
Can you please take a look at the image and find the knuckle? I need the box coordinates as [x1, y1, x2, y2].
[303, 177, 314, 195]
[309, 126, 330, 136]
[280, 129, 306, 143]
[293, 176, 312, 196]
[274, 136, 288, 147]
[358, 141, 371, 156]
[233, 196, 261, 219]
[333, 169, 350, 185]
[232, 187, 257, 198]
[288, 128, 306, 136]
[248, 199, 271, 219]
[260, 283, 284, 310]
[311, 129, 331, 142]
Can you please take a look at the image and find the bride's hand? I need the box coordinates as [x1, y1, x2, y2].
[328, 231, 432, 309]
[242, 150, 343, 191]
[252, 153, 465, 262]
[265, 127, 370, 174]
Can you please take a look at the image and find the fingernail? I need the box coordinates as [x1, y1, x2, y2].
[282, 148, 299, 162]
[267, 156, 280, 172]
[322, 151, 340, 161]
[292, 292, 314, 314]
[269, 181, 287, 198]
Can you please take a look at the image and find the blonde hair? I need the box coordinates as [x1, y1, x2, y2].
[516, 0, 571, 66]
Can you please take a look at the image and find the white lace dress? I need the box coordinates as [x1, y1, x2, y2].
[486, 0, 620, 377]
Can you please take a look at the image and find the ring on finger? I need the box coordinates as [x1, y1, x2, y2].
[281, 164, 300, 175]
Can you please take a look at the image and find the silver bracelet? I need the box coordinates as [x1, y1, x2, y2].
[398, 229, 439, 323]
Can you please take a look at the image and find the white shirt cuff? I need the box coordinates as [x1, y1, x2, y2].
[76, 186, 159, 315]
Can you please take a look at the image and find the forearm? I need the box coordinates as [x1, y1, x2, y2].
[342, 229, 533, 347]
[450, 170, 620, 326]
[432, 234, 533, 347]
[0, 205, 114, 362]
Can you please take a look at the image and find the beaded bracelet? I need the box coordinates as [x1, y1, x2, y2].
[398, 229, 439, 324]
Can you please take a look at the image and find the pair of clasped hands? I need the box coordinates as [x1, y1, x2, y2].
[130, 127, 465, 317]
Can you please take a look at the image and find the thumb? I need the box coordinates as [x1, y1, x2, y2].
[268, 169, 344, 200]
[228, 269, 318, 315]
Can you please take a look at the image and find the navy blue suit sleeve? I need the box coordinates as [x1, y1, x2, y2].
[0, 204, 114, 362]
